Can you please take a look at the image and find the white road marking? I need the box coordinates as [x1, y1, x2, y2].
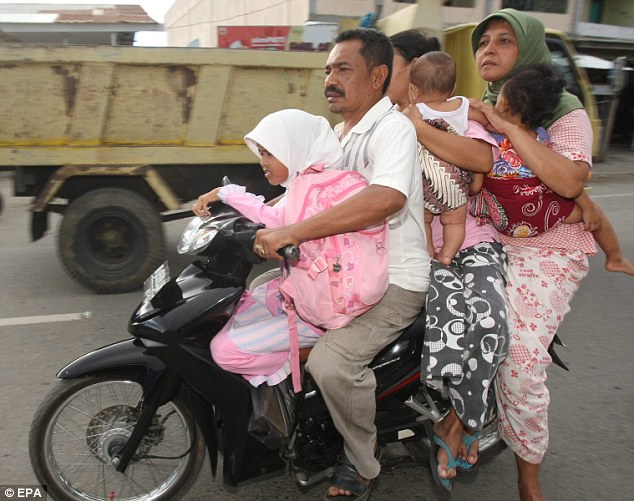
[590, 193, 634, 198]
[0, 312, 90, 327]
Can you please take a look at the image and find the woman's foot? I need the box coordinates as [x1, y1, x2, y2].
[605, 256, 634, 276]
[516, 454, 546, 501]
[431, 412, 463, 481]
[458, 430, 480, 469]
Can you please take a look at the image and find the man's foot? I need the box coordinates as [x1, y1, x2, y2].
[326, 476, 372, 499]
[605, 256, 634, 276]
[325, 453, 376, 500]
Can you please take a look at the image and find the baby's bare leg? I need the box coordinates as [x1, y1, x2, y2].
[590, 204, 634, 275]
[424, 208, 435, 258]
[437, 205, 467, 265]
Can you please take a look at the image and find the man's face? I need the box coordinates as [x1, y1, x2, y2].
[324, 39, 376, 118]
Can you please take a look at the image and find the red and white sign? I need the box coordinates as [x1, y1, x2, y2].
[217, 25, 336, 51]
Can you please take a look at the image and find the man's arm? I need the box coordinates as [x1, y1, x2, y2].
[254, 184, 405, 260]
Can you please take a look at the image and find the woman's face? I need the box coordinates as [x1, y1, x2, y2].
[256, 143, 289, 186]
[386, 51, 412, 109]
[475, 19, 519, 83]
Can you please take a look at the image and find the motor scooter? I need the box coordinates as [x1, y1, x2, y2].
[28, 204, 504, 501]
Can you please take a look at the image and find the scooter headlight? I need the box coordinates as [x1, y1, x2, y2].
[177, 216, 219, 254]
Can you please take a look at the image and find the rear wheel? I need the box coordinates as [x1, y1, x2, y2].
[29, 376, 205, 501]
[58, 188, 165, 293]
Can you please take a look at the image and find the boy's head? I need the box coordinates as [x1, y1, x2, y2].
[408, 51, 456, 103]
[497, 63, 566, 129]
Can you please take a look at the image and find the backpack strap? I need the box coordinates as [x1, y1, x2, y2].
[285, 302, 302, 393]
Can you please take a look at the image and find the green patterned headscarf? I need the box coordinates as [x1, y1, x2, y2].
[471, 8, 582, 127]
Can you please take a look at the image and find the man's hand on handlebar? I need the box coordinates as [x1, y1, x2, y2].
[253, 227, 300, 261]
[192, 187, 221, 217]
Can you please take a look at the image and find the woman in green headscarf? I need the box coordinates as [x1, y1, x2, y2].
[469, 9, 596, 501]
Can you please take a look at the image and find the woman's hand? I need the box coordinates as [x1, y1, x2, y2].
[468, 99, 513, 135]
[192, 187, 221, 217]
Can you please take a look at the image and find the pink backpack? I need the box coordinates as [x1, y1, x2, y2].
[279, 164, 389, 330]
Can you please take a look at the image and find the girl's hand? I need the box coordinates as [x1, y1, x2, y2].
[192, 187, 221, 216]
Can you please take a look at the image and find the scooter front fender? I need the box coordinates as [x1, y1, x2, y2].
[57, 338, 167, 379]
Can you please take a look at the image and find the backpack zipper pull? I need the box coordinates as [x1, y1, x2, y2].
[333, 256, 341, 273]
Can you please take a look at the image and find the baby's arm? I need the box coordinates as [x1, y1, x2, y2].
[469, 172, 484, 195]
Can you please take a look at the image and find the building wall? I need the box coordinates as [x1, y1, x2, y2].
[165, 0, 633, 49]
[602, 0, 634, 27]
[165, 0, 417, 47]
[166, 0, 309, 47]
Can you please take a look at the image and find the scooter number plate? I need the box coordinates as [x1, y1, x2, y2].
[143, 261, 170, 303]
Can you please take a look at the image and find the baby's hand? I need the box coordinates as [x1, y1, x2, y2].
[582, 203, 602, 232]
[402, 103, 423, 124]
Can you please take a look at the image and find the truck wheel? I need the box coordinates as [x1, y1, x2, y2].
[58, 188, 165, 294]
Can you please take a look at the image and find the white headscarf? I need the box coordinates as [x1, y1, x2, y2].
[244, 109, 343, 188]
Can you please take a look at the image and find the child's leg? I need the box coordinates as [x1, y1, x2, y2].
[437, 205, 467, 266]
[424, 208, 435, 258]
[210, 330, 289, 377]
[589, 203, 634, 275]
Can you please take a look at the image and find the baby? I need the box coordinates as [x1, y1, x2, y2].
[408, 51, 485, 264]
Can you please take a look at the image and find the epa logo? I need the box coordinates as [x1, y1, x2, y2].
[2, 486, 46, 499]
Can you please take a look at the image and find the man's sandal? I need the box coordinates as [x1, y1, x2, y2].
[325, 452, 377, 501]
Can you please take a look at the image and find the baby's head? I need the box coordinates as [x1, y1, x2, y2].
[408, 51, 456, 103]
[497, 63, 566, 129]
[244, 109, 343, 188]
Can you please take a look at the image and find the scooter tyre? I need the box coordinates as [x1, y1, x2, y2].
[28, 375, 206, 501]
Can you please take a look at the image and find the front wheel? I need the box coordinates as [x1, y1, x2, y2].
[29, 376, 205, 501]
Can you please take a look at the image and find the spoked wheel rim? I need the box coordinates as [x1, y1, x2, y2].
[43, 380, 194, 501]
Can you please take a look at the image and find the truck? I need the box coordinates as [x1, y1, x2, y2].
[0, 3, 598, 294]
[1, 45, 335, 293]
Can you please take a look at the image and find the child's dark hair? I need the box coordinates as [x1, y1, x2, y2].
[502, 63, 566, 129]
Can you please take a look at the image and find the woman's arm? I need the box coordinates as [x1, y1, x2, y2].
[469, 99, 590, 198]
[402, 104, 493, 173]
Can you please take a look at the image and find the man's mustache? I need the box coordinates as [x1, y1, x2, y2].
[325, 85, 345, 97]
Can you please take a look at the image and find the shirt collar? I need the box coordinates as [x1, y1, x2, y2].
[336, 96, 396, 143]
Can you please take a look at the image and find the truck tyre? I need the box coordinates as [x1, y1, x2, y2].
[58, 188, 165, 294]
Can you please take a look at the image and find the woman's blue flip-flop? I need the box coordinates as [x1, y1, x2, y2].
[457, 431, 480, 472]
[425, 421, 457, 492]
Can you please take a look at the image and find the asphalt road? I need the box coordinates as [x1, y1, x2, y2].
[0, 147, 633, 501]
